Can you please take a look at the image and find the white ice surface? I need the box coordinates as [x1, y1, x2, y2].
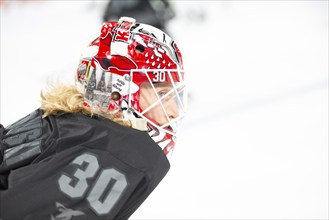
[0, 1, 328, 219]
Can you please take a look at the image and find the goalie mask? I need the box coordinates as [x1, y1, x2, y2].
[76, 17, 187, 156]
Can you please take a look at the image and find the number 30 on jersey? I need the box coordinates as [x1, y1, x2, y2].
[58, 153, 128, 215]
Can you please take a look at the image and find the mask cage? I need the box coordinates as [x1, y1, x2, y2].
[128, 69, 187, 136]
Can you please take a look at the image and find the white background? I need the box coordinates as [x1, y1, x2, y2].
[1, 1, 328, 219]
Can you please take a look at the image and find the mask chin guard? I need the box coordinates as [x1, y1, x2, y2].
[130, 118, 148, 131]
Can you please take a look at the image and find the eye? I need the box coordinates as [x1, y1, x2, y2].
[158, 90, 166, 97]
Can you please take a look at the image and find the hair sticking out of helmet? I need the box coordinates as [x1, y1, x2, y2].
[75, 17, 187, 156]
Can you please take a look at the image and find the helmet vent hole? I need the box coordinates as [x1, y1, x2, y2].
[135, 44, 145, 53]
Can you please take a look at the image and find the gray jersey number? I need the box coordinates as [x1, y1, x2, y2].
[58, 153, 128, 215]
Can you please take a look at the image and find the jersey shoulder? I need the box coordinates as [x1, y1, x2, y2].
[0, 109, 49, 171]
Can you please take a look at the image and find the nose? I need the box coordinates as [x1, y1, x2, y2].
[167, 99, 179, 119]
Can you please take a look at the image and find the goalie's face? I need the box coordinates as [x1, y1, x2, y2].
[140, 82, 179, 126]
[139, 80, 187, 134]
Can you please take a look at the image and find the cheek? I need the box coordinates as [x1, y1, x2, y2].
[139, 92, 148, 111]
[148, 104, 162, 114]
[144, 111, 161, 126]
[139, 90, 157, 111]
[145, 104, 167, 123]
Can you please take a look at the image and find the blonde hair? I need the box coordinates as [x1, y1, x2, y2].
[40, 84, 131, 127]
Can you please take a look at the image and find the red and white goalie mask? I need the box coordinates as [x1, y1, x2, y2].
[75, 17, 187, 156]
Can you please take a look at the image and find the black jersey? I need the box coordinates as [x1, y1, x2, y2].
[0, 109, 170, 220]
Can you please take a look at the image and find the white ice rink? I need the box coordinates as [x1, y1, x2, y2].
[1, 1, 328, 219]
